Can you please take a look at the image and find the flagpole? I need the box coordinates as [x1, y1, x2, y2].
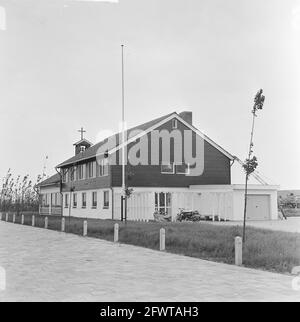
[121, 45, 126, 221]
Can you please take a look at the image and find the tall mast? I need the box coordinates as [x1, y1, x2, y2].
[121, 45, 126, 199]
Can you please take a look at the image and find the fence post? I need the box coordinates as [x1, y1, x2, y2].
[5, 213, 8, 222]
[32, 215, 35, 227]
[45, 217, 48, 229]
[160, 228, 166, 251]
[21, 214, 24, 225]
[83, 220, 87, 236]
[13, 214, 16, 223]
[114, 223, 119, 243]
[61, 217, 65, 232]
[235, 236, 243, 266]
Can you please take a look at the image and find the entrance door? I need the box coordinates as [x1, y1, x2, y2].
[246, 195, 270, 220]
[155, 192, 172, 216]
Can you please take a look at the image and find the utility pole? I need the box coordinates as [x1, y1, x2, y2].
[242, 89, 265, 244]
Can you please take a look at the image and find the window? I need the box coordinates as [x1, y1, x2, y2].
[80, 146, 86, 153]
[172, 119, 178, 129]
[82, 192, 87, 208]
[62, 169, 68, 183]
[155, 192, 172, 215]
[42, 194, 47, 206]
[98, 159, 109, 177]
[78, 164, 84, 180]
[92, 192, 97, 208]
[73, 193, 77, 208]
[175, 163, 190, 175]
[70, 166, 76, 182]
[44, 194, 48, 206]
[161, 163, 174, 174]
[55, 193, 61, 206]
[103, 191, 109, 209]
[64, 194, 69, 208]
[87, 161, 96, 178]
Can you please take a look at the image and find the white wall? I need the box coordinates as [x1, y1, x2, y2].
[60, 185, 279, 221]
[39, 186, 61, 215]
[40, 186, 60, 195]
[189, 184, 279, 221]
[232, 185, 279, 221]
[62, 189, 112, 219]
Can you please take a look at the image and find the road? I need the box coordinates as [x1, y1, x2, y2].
[0, 221, 299, 302]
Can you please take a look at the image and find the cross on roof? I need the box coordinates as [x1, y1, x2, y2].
[78, 127, 86, 140]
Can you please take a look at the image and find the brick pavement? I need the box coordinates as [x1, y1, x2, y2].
[0, 221, 299, 302]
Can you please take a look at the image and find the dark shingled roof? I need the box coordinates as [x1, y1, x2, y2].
[37, 173, 60, 187]
[57, 112, 175, 168]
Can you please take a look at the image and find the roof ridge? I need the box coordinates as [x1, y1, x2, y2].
[57, 111, 176, 168]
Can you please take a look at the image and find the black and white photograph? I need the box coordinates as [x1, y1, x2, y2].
[0, 0, 299, 306]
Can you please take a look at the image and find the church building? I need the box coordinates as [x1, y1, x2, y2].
[37, 111, 278, 221]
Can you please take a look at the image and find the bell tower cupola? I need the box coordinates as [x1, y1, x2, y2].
[73, 127, 92, 155]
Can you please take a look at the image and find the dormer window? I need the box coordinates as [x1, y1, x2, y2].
[172, 119, 178, 129]
[80, 146, 86, 153]
[161, 162, 175, 174]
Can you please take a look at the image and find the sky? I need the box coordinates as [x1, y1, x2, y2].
[0, 0, 299, 189]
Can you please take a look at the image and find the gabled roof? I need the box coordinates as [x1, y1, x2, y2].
[56, 111, 234, 168]
[73, 138, 93, 146]
[57, 112, 175, 168]
[36, 173, 60, 187]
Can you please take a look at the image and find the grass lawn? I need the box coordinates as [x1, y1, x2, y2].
[2, 212, 300, 274]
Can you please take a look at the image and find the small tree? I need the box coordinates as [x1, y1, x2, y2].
[242, 89, 265, 244]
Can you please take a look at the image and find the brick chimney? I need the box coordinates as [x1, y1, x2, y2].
[179, 111, 193, 125]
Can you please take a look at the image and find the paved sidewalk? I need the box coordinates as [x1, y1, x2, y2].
[0, 221, 299, 302]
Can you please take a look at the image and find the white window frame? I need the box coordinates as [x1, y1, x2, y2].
[87, 161, 96, 178]
[78, 164, 84, 180]
[172, 119, 178, 129]
[73, 193, 77, 208]
[64, 194, 69, 208]
[98, 159, 109, 177]
[92, 191, 97, 208]
[70, 166, 76, 182]
[82, 192, 87, 208]
[62, 169, 68, 183]
[175, 163, 190, 175]
[161, 162, 175, 174]
[103, 190, 109, 209]
[155, 192, 172, 215]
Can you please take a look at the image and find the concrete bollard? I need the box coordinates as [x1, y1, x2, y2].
[32, 215, 35, 227]
[13, 214, 16, 223]
[61, 217, 65, 232]
[235, 236, 243, 266]
[45, 217, 48, 229]
[114, 223, 119, 243]
[160, 228, 166, 251]
[5, 213, 8, 222]
[83, 220, 87, 236]
[21, 214, 24, 225]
